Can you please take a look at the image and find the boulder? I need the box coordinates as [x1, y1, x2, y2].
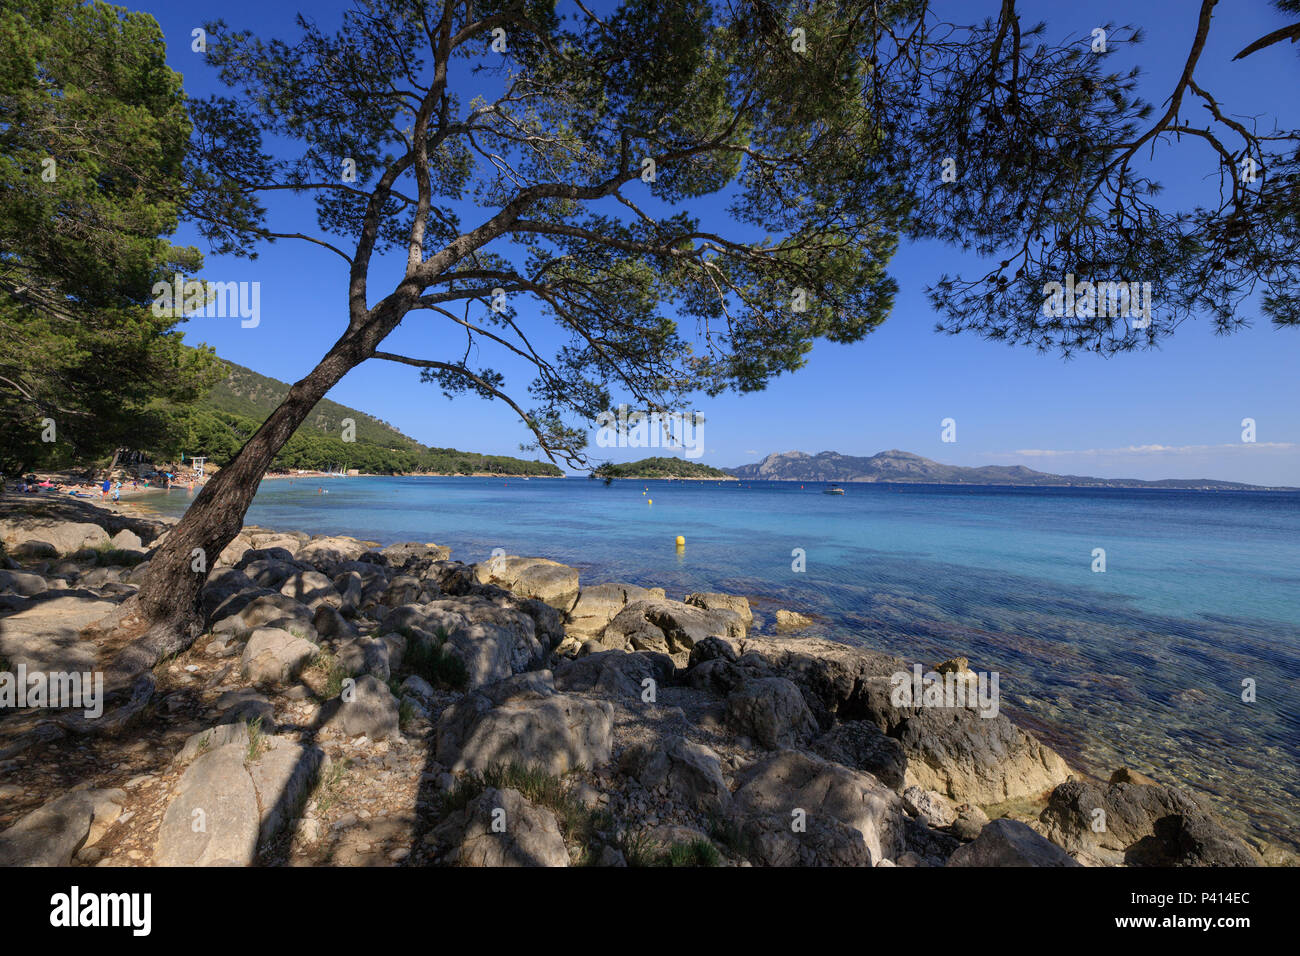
[200, 568, 258, 619]
[731, 634, 902, 728]
[730, 750, 911, 866]
[685, 591, 753, 625]
[335, 635, 393, 681]
[810, 721, 907, 792]
[215, 688, 276, 730]
[312, 604, 360, 642]
[1038, 777, 1260, 867]
[902, 786, 957, 827]
[436, 689, 613, 775]
[431, 787, 568, 867]
[620, 735, 732, 814]
[294, 535, 372, 574]
[774, 609, 813, 630]
[726, 677, 818, 749]
[155, 744, 261, 866]
[951, 803, 991, 841]
[109, 529, 143, 551]
[329, 674, 400, 740]
[739, 812, 873, 867]
[0, 516, 110, 556]
[566, 581, 665, 639]
[474, 555, 580, 613]
[279, 570, 342, 610]
[381, 598, 542, 689]
[175, 722, 252, 767]
[241, 627, 317, 686]
[554, 649, 674, 700]
[382, 574, 427, 607]
[333, 571, 364, 614]
[156, 734, 325, 865]
[0, 569, 49, 597]
[212, 593, 316, 641]
[857, 674, 1072, 804]
[382, 541, 452, 569]
[602, 597, 746, 659]
[0, 788, 126, 866]
[246, 737, 328, 847]
[946, 818, 1081, 867]
[0, 594, 114, 673]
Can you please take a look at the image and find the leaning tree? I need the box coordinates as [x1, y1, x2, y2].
[110, 0, 1298, 685]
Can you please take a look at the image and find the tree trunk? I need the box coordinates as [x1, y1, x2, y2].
[115, 318, 391, 678]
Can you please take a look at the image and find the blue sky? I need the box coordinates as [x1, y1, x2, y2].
[141, 0, 1299, 484]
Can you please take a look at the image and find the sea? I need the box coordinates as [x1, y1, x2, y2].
[136, 475, 1300, 852]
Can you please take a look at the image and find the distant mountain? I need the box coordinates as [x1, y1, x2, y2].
[725, 450, 1279, 490]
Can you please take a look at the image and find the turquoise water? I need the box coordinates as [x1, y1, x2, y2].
[140, 477, 1300, 851]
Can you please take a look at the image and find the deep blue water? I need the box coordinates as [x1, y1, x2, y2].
[139, 477, 1300, 850]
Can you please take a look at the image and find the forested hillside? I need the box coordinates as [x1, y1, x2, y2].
[156, 358, 561, 475]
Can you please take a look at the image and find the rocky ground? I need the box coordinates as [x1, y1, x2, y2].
[0, 495, 1287, 867]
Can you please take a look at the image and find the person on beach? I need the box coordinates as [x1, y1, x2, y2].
[100, 479, 111, 499]
[112, 481, 121, 502]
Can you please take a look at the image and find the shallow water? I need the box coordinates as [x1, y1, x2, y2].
[139, 476, 1300, 852]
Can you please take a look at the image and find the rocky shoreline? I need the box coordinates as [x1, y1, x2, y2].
[0, 496, 1284, 867]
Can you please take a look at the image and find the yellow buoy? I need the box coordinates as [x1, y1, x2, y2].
[648, 499, 652, 505]
[675, 535, 685, 547]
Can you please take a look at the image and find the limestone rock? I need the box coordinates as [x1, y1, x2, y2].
[0, 569, 48, 597]
[0, 594, 114, 673]
[554, 649, 674, 700]
[436, 690, 613, 775]
[902, 786, 957, 827]
[241, 627, 317, 686]
[294, 535, 372, 575]
[810, 720, 907, 792]
[1038, 778, 1260, 866]
[474, 555, 580, 613]
[381, 598, 542, 689]
[329, 674, 400, 740]
[946, 818, 1081, 867]
[212, 593, 316, 641]
[685, 591, 753, 625]
[857, 675, 1072, 805]
[726, 677, 817, 749]
[951, 803, 990, 841]
[109, 528, 144, 551]
[774, 609, 813, 630]
[0, 516, 110, 556]
[620, 735, 732, 813]
[730, 750, 911, 865]
[155, 744, 260, 866]
[603, 597, 746, 659]
[279, 569, 342, 610]
[431, 787, 568, 866]
[0, 788, 126, 866]
[566, 581, 665, 639]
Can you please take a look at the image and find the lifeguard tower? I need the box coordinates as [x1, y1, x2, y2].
[191, 456, 207, 478]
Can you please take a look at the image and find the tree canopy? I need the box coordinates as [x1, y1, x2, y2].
[182, 0, 1298, 473]
[0, 0, 220, 473]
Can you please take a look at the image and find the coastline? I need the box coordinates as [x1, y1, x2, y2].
[1, 490, 1290, 866]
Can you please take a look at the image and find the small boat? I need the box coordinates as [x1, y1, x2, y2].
[823, 484, 845, 495]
